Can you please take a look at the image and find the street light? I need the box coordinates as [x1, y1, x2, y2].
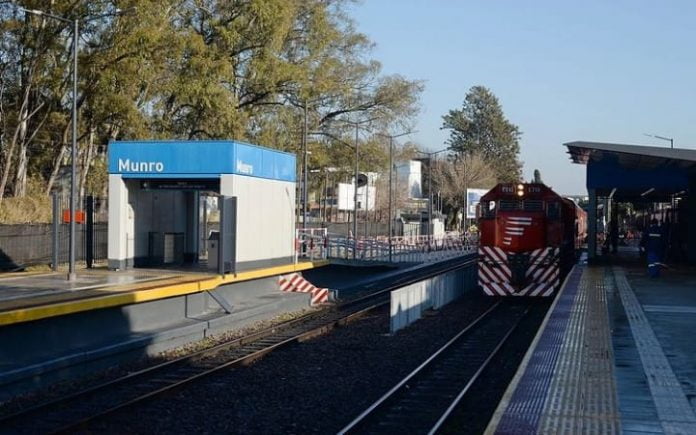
[375, 130, 415, 262]
[22, 8, 78, 281]
[340, 119, 373, 258]
[301, 101, 309, 231]
[21, 6, 133, 281]
[307, 129, 367, 258]
[644, 133, 674, 149]
[416, 148, 449, 250]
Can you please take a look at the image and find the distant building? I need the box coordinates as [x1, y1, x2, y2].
[336, 177, 377, 211]
[395, 160, 422, 199]
[308, 172, 378, 223]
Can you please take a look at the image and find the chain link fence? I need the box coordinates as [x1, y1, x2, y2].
[0, 195, 108, 270]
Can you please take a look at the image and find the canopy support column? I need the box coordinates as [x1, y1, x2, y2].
[688, 177, 696, 265]
[588, 188, 598, 263]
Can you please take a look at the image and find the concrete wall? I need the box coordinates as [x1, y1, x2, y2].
[390, 263, 477, 333]
[108, 174, 131, 269]
[221, 174, 295, 270]
[0, 277, 310, 400]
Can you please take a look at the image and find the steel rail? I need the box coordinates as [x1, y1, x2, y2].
[0, 255, 477, 433]
[338, 302, 530, 434]
[427, 307, 528, 434]
[56, 300, 387, 434]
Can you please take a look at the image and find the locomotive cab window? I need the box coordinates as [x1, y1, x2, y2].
[547, 202, 561, 219]
[479, 200, 496, 218]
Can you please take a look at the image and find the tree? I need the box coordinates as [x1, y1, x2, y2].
[441, 86, 522, 182]
[431, 152, 497, 228]
[533, 169, 543, 184]
[0, 0, 422, 218]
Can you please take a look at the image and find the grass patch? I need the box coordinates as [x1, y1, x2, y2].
[0, 195, 52, 224]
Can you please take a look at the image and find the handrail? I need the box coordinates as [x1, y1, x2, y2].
[296, 229, 478, 263]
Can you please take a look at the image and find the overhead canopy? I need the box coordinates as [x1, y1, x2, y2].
[564, 141, 696, 201]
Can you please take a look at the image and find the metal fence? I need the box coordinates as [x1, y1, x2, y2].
[0, 195, 108, 270]
[296, 230, 478, 264]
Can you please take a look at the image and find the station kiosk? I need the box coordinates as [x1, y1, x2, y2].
[107, 140, 296, 273]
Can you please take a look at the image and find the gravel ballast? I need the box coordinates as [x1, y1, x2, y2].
[86, 294, 537, 434]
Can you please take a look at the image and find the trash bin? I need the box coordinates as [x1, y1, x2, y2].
[207, 231, 220, 270]
[164, 232, 184, 264]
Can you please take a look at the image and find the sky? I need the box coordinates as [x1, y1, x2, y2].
[346, 0, 696, 195]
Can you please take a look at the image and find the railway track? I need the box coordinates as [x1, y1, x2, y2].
[0, 255, 476, 434]
[338, 300, 530, 434]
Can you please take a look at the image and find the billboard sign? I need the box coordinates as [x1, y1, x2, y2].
[466, 188, 489, 219]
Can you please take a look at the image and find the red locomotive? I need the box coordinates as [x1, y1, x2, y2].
[476, 183, 586, 296]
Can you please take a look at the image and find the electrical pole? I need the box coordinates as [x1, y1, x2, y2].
[302, 101, 308, 232]
[69, 18, 78, 281]
[416, 149, 449, 251]
[428, 157, 432, 249]
[353, 124, 359, 258]
[389, 137, 393, 259]
[342, 119, 373, 259]
[21, 7, 133, 281]
[644, 133, 674, 149]
[375, 131, 413, 262]
[364, 175, 369, 238]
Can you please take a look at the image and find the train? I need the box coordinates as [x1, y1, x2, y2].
[476, 183, 587, 296]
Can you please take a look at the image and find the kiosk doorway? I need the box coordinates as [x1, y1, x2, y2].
[129, 178, 220, 269]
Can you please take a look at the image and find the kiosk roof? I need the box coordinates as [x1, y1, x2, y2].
[108, 140, 296, 182]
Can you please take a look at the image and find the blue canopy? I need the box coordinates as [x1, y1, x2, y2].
[108, 140, 296, 182]
[565, 141, 696, 201]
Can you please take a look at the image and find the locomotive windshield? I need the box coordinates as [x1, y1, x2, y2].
[498, 200, 544, 212]
[479, 200, 496, 218]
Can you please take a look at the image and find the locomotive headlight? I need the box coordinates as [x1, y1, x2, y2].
[516, 184, 524, 196]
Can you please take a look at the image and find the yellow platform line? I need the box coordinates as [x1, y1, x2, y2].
[0, 260, 328, 326]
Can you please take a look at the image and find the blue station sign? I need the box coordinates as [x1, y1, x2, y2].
[108, 140, 296, 182]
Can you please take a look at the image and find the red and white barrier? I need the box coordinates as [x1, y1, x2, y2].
[278, 273, 330, 305]
[478, 246, 559, 297]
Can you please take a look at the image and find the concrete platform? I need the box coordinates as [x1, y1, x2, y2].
[487, 260, 696, 434]
[0, 261, 327, 400]
[0, 261, 327, 325]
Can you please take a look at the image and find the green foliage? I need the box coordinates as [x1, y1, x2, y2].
[0, 0, 422, 218]
[442, 86, 522, 182]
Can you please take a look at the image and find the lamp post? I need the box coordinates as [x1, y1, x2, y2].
[21, 8, 78, 280]
[341, 120, 372, 258]
[416, 148, 449, 250]
[644, 133, 674, 149]
[21, 7, 132, 281]
[306, 129, 367, 259]
[375, 130, 414, 262]
[302, 101, 308, 231]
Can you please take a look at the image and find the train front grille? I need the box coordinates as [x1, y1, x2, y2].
[507, 252, 530, 286]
